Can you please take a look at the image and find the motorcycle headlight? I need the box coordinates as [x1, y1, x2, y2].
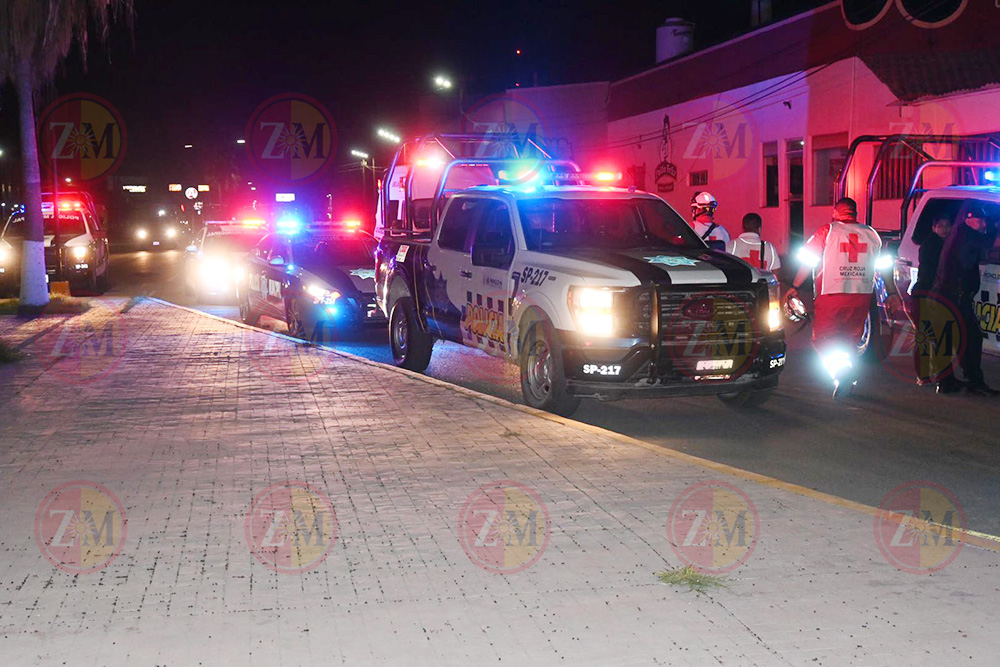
[306, 284, 341, 305]
[569, 287, 615, 337]
[70, 246, 88, 260]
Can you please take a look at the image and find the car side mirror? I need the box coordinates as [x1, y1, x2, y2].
[269, 255, 285, 266]
[472, 241, 512, 269]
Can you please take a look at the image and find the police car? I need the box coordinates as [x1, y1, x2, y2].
[184, 219, 268, 301]
[0, 198, 111, 295]
[376, 151, 786, 416]
[238, 220, 384, 337]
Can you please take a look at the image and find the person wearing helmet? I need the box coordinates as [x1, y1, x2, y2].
[690, 191, 730, 251]
[726, 212, 781, 271]
[787, 197, 883, 398]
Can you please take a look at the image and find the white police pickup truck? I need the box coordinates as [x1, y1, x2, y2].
[375, 149, 786, 416]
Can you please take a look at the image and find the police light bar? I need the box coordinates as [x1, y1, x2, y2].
[275, 193, 296, 202]
[275, 218, 302, 234]
[591, 171, 623, 182]
[241, 218, 266, 228]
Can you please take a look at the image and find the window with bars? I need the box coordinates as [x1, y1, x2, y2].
[874, 149, 918, 201]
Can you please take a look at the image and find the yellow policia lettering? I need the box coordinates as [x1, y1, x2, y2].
[976, 300, 999, 335]
[464, 303, 506, 344]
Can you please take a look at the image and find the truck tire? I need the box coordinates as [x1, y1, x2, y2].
[389, 296, 433, 371]
[717, 388, 775, 409]
[519, 320, 580, 417]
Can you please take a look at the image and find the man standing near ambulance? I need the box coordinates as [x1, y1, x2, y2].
[727, 212, 781, 272]
[787, 198, 882, 397]
[691, 192, 731, 251]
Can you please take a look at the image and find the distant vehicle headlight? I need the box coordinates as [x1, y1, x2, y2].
[70, 246, 88, 259]
[306, 284, 341, 305]
[165, 227, 177, 239]
[569, 286, 615, 337]
[136, 228, 148, 240]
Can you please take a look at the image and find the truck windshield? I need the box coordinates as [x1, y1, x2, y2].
[2, 212, 87, 239]
[517, 198, 703, 252]
[294, 237, 374, 266]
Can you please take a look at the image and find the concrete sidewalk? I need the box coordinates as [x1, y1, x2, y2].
[0, 298, 997, 666]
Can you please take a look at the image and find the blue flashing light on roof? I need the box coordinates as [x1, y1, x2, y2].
[985, 170, 998, 183]
[276, 218, 301, 235]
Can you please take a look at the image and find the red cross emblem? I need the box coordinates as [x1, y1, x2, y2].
[839, 233, 868, 263]
[748, 249, 762, 267]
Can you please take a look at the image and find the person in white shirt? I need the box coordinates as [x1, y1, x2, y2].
[726, 213, 781, 272]
[690, 191, 731, 250]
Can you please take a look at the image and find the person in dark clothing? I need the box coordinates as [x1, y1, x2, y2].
[912, 216, 952, 385]
[932, 205, 999, 395]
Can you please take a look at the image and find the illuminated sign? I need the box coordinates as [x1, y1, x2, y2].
[275, 193, 296, 202]
[168, 183, 182, 192]
[184, 187, 199, 200]
[122, 185, 147, 193]
[197, 184, 210, 192]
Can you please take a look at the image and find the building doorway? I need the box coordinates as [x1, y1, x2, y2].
[787, 139, 804, 245]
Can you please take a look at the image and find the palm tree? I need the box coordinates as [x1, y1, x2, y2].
[0, 0, 133, 309]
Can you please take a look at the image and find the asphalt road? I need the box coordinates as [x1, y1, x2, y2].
[108, 249, 1000, 535]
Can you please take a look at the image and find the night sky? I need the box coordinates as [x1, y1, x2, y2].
[0, 0, 825, 217]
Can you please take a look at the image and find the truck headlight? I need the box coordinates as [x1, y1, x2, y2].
[70, 246, 88, 260]
[136, 228, 148, 240]
[767, 278, 782, 332]
[165, 227, 177, 239]
[307, 284, 341, 305]
[569, 287, 615, 337]
[875, 252, 893, 271]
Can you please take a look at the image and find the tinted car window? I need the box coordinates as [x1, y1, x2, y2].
[294, 236, 375, 266]
[912, 198, 964, 245]
[474, 201, 514, 254]
[2, 212, 87, 238]
[438, 198, 483, 252]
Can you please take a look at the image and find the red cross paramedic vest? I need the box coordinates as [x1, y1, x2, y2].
[818, 221, 882, 296]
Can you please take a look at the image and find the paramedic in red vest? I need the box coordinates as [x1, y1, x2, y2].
[726, 212, 781, 272]
[691, 192, 730, 251]
[788, 197, 882, 394]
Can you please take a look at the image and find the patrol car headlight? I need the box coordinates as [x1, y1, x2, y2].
[569, 287, 615, 337]
[165, 227, 177, 239]
[307, 284, 341, 305]
[199, 257, 231, 285]
[70, 246, 88, 260]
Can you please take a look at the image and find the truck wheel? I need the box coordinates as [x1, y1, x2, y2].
[717, 388, 774, 409]
[519, 321, 580, 417]
[238, 286, 260, 326]
[389, 297, 433, 371]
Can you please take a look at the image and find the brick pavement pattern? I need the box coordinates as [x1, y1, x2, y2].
[1, 298, 998, 666]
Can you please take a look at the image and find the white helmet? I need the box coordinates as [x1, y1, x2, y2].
[691, 191, 718, 219]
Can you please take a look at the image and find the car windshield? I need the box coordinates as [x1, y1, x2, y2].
[203, 232, 264, 253]
[517, 197, 703, 252]
[294, 236, 374, 266]
[2, 212, 87, 239]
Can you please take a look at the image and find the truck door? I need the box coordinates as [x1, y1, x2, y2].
[263, 236, 292, 318]
[467, 200, 516, 358]
[426, 197, 483, 341]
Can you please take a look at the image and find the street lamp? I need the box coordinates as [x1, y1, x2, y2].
[183, 144, 193, 149]
[433, 74, 453, 90]
[236, 139, 245, 145]
[350, 149, 369, 160]
[64, 177, 72, 184]
[376, 128, 401, 144]
[158, 209, 166, 217]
